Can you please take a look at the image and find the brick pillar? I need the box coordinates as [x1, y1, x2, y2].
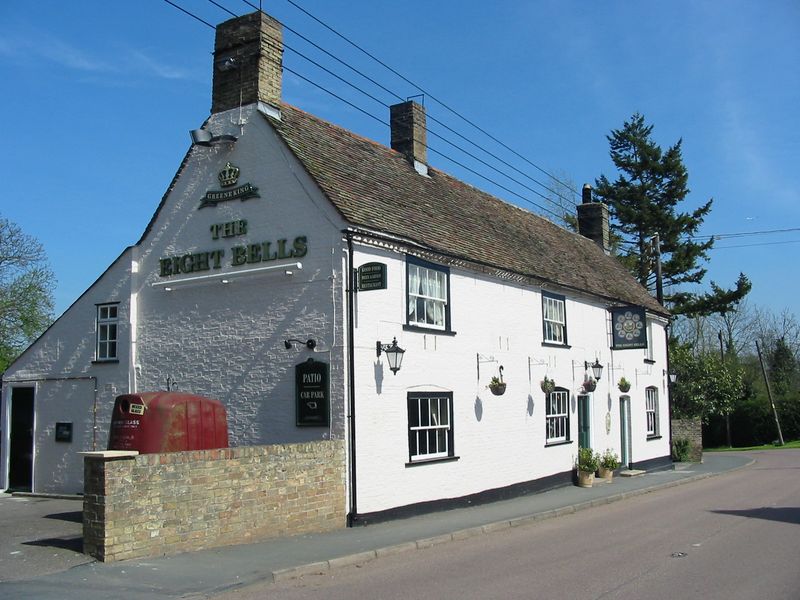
[212, 11, 283, 114]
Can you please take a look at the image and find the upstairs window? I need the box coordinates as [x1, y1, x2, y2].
[646, 386, 660, 437]
[542, 292, 567, 345]
[407, 257, 450, 331]
[96, 304, 119, 361]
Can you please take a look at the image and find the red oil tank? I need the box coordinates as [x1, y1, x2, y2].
[107, 392, 228, 453]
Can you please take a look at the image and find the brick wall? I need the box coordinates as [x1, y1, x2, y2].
[671, 417, 703, 462]
[83, 440, 345, 562]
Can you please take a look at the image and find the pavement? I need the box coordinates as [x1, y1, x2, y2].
[0, 452, 753, 599]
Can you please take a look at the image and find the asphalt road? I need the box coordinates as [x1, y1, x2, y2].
[216, 449, 800, 600]
[0, 494, 89, 582]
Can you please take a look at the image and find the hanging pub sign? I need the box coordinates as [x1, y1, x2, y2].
[295, 358, 330, 427]
[611, 306, 648, 350]
[357, 262, 387, 291]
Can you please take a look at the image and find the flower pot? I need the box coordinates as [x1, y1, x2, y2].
[576, 469, 595, 488]
[489, 383, 506, 396]
[598, 466, 614, 482]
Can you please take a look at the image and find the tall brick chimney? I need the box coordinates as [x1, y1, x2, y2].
[390, 101, 427, 174]
[212, 12, 283, 114]
[577, 184, 610, 254]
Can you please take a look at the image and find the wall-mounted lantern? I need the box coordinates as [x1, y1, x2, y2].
[377, 337, 405, 375]
[284, 338, 317, 350]
[585, 358, 604, 380]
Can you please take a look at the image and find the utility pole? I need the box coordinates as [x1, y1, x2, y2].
[756, 340, 785, 446]
[651, 234, 663, 306]
[719, 331, 731, 447]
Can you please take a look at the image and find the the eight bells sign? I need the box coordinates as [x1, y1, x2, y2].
[610, 306, 648, 350]
[157, 163, 307, 278]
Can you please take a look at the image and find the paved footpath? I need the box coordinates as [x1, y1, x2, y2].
[0, 453, 753, 600]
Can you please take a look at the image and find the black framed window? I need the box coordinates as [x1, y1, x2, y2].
[542, 292, 567, 345]
[546, 387, 570, 444]
[96, 303, 119, 361]
[406, 256, 451, 332]
[646, 386, 659, 437]
[407, 392, 454, 462]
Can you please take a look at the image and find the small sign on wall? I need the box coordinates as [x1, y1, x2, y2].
[357, 262, 387, 291]
[295, 359, 330, 427]
[610, 306, 648, 350]
[55, 422, 73, 443]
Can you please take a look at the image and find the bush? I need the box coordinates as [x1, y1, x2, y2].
[576, 447, 600, 472]
[672, 437, 692, 462]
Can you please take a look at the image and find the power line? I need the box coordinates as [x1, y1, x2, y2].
[278, 0, 581, 200]
[163, 0, 215, 28]
[163, 0, 571, 218]
[709, 239, 800, 250]
[283, 67, 564, 220]
[692, 227, 800, 240]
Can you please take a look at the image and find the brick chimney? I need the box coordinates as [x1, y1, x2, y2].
[390, 101, 428, 174]
[577, 184, 610, 254]
[212, 12, 283, 114]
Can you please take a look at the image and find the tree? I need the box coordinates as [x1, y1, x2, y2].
[0, 215, 55, 372]
[670, 342, 745, 422]
[594, 113, 750, 315]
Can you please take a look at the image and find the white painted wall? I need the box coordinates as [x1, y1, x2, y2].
[1, 251, 132, 493]
[350, 243, 671, 514]
[132, 105, 348, 448]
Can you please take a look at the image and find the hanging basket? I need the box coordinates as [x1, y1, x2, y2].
[540, 377, 556, 395]
[618, 378, 631, 393]
[583, 378, 597, 392]
[489, 382, 507, 396]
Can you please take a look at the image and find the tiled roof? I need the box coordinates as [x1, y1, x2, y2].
[268, 104, 667, 316]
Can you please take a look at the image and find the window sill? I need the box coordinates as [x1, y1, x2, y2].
[541, 342, 571, 349]
[91, 359, 120, 365]
[647, 435, 662, 441]
[403, 324, 457, 336]
[545, 440, 573, 448]
[406, 455, 460, 467]
[643, 358, 656, 364]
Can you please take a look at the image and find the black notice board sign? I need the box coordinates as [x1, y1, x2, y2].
[611, 306, 648, 350]
[357, 262, 387, 291]
[295, 358, 330, 427]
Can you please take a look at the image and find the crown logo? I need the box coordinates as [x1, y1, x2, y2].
[218, 162, 240, 188]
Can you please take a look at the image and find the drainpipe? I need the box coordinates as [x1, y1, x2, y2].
[345, 231, 358, 526]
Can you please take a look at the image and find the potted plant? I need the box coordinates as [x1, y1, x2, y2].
[582, 377, 597, 392]
[618, 377, 631, 393]
[540, 376, 555, 395]
[598, 449, 621, 481]
[575, 447, 599, 488]
[488, 376, 506, 396]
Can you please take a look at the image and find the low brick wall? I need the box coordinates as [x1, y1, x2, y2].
[671, 417, 703, 462]
[83, 440, 346, 562]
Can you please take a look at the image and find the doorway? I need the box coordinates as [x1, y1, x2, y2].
[619, 395, 632, 469]
[8, 387, 34, 492]
[577, 394, 591, 449]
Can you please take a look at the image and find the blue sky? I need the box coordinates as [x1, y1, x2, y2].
[1, 1, 797, 318]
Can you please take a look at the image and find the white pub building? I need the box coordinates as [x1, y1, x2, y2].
[1, 12, 672, 524]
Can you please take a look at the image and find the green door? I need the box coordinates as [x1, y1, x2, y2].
[578, 394, 590, 449]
